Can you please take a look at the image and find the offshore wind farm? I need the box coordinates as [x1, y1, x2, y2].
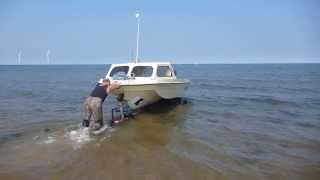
[15, 50, 52, 65]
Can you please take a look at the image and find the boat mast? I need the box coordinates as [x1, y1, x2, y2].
[135, 12, 140, 63]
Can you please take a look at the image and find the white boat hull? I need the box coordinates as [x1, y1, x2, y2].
[110, 82, 189, 109]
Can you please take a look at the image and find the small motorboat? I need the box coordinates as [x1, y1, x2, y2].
[99, 12, 190, 109]
[104, 62, 190, 109]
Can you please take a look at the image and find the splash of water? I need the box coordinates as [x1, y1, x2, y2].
[37, 136, 56, 144]
[67, 127, 91, 146]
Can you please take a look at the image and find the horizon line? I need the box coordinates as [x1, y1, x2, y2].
[1, 62, 320, 65]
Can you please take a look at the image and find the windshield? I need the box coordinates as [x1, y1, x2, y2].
[109, 66, 129, 78]
[157, 66, 173, 77]
[131, 66, 153, 77]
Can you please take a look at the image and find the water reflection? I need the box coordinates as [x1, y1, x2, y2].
[131, 99, 191, 149]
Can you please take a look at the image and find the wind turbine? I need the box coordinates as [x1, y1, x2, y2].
[135, 12, 140, 63]
[17, 50, 22, 65]
[46, 49, 51, 64]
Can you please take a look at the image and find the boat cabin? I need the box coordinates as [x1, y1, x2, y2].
[106, 62, 177, 80]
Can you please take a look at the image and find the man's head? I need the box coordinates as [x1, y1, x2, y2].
[100, 79, 110, 87]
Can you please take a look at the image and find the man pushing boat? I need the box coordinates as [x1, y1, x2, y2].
[82, 79, 120, 131]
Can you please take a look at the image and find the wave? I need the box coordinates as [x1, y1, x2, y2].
[234, 96, 292, 106]
[197, 82, 249, 91]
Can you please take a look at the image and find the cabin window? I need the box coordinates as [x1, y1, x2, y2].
[157, 66, 173, 77]
[132, 66, 153, 77]
[110, 66, 129, 77]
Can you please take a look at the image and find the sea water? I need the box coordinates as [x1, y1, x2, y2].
[0, 64, 319, 179]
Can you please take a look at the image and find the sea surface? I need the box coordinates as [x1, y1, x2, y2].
[0, 64, 319, 180]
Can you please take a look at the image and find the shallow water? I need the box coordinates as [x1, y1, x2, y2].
[0, 64, 320, 179]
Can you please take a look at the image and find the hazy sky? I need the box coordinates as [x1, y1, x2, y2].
[0, 0, 319, 64]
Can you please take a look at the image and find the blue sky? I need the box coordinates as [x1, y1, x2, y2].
[0, 0, 319, 64]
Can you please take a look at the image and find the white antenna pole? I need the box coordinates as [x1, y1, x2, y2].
[130, 48, 134, 61]
[17, 50, 22, 65]
[46, 49, 51, 64]
[135, 12, 140, 63]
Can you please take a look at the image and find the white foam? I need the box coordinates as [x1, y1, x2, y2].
[65, 125, 114, 149]
[68, 127, 91, 143]
[66, 127, 92, 149]
[39, 136, 56, 144]
[91, 125, 108, 135]
[70, 130, 77, 136]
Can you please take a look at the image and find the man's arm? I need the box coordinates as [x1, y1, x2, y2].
[106, 82, 120, 93]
